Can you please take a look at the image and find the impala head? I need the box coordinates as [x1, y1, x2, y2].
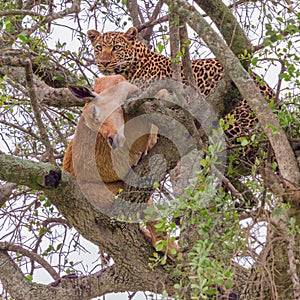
[68, 80, 138, 149]
[87, 27, 138, 76]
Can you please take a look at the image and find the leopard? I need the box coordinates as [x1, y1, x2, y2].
[87, 26, 275, 168]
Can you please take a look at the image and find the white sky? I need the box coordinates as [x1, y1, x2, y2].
[1, 2, 298, 299]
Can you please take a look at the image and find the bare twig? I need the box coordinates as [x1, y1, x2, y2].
[0, 120, 40, 140]
[25, 58, 56, 164]
[26, 0, 81, 36]
[0, 241, 60, 281]
[137, 15, 168, 32]
[275, 59, 286, 107]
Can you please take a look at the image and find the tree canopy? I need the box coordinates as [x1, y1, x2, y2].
[0, 0, 300, 299]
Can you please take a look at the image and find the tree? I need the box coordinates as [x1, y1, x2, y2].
[0, 0, 300, 299]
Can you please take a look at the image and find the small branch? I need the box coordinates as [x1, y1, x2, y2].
[0, 10, 41, 17]
[42, 217, 69, 227]
[179, 20, 196, 89]
[228, 0, 252, 9]
[0, 182, 17, 207]
[137, 15, 168, 32]
[212, 166, 243, 201]
[254, 20, 300, 52]
[169, 12, 181, 82]
[126, 0, 143, 28]
[23, 0, 49, 10]
[42, 108, 68, 147]
[0, 242, 60, 281]
[140, 0, 164, 41]
[0, 119, 40, 140]
[26, 0, 81, 36]
[25, 58, 56, 164]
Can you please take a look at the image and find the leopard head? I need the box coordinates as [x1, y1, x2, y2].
[87, 27, 138, 77]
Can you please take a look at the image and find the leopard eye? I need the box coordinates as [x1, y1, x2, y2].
[112, 45, 121, 51]
[95, 45, 102, 51]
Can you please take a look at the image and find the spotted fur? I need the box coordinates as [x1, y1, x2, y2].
[87, 27, 274, 149]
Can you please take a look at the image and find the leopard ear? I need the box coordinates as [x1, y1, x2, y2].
[87, 30, 101, 45]
[124, 27, 138, 41]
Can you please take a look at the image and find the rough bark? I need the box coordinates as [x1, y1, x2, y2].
[163, 1, 300, 298]
[1, 1, 300, 299]
[0, 64, 86, 107]
[0, 182, 17, 207]
[195, 0, 253, 56]
[169, 12, 182, 82]
[0, 152, 178, 299]
[0, 82, 243, 299]
[0, 250, 147, 300]
[164, 0, 300, 187]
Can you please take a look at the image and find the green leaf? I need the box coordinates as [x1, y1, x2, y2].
[153, 181, 160, 189]
[252, 57, 258, 66]
[225, 278, 234, 289]
[43, 199, 52, 207]
[5, 19, 12, 30]
[219, 118, 224, 127]
[18, 34, 30, 43]
[56, 243, 62, 251]
[39, 227, 45, 236]
[155, 244, 164, 252]
[26, 275, 33, 281]
[241, 138, 249, 147]
[157, 42, 164, 53]
[39, 195, 46, 201]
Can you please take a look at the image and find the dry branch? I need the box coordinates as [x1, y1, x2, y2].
[25, 58, 56, 164]
[0, 242, 60, 281]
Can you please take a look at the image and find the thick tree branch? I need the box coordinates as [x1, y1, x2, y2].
[0, 50, 80, 88]
[0, 10, 41, 17]
[0, 152, 177, 297]
[126, 0, 143, 28]
[164, 0, 300, 187]
[0, 64, 86, 107]
[0, 250, 149, 300]
[195, 0, 253, 56]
